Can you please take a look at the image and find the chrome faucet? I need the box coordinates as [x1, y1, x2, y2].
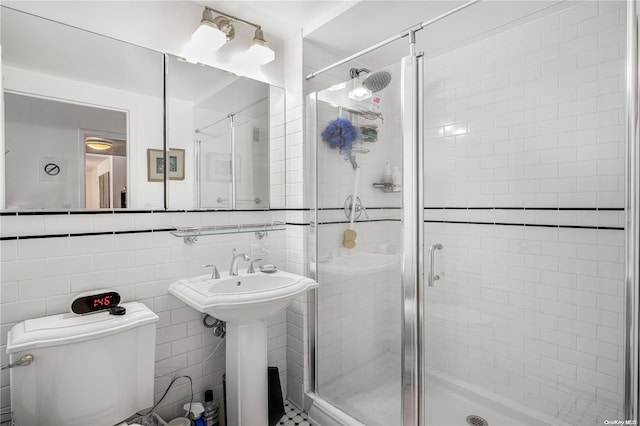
[247, 258, 262, 274]
[229, 249, 250, 276]
[202, 264, 221, 279]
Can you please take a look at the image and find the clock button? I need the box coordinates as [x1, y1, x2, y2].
[109, 306, 127, 316]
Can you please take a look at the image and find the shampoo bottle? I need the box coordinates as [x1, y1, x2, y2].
[203, 390, 219, 426]
[392, 166, 401, 192]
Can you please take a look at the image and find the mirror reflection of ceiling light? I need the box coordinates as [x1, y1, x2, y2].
[183, 7, 275, 65]
[85, 137, 113, 150]
[348, 85, 372, 101]
[327, 82, 346, 91]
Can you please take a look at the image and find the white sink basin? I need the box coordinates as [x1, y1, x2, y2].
[169, 270, 318, 323]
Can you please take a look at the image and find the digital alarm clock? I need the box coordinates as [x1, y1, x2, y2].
[70, 290, 122, 315]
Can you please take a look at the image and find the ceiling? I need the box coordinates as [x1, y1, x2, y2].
[192, 0, 357, 39]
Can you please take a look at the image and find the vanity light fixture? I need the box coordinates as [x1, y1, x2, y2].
[186, 7, 275, 65]
[85, 137, 113, 151]
[191, 7, 235, 52]
[245, 28, 275, 65]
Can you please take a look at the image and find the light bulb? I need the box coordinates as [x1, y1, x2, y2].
[191, 23, 227, 52]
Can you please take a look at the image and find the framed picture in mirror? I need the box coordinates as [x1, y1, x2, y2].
[168, 149, 185, 181]
[147, 148, 185, 181]
[147, 149, 165, 182]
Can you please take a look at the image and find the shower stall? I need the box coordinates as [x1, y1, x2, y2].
[306, 1, 638, 425]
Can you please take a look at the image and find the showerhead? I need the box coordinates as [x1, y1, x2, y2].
[362, 70, 392, 92]
[349, 68, 392, 93]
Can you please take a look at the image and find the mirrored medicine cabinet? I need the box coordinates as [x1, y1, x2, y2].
[0, 6, 284, 212]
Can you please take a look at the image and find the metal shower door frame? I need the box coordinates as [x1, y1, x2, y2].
[624, 0, 639, 422]
[400, 47, 425, 426]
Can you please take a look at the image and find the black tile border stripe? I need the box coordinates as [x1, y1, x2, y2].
[70, 231, 118, 237]
[1, 207, 624, 240]
[114, 229, 154, 235]
[318, 207, 401, 211]
[2, 207, 623, 216]
[1, 207, 313, 216]
[424, 220, 624, 231]
[18, 233, 69, 239]
[1, 220, 624, 241]
[424, 207, 624, 211]
[318, 219, 402, 225]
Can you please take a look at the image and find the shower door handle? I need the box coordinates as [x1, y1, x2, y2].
[428, 243, 443, 287]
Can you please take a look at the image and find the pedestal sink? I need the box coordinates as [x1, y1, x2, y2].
[169, 270, 318, 426]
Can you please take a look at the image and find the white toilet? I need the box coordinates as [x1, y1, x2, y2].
[6, 301, 159, 426]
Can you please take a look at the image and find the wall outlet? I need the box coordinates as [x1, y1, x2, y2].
[250, 243, 269, 257]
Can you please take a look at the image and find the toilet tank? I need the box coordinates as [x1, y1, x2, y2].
[6, 302, 159, 426]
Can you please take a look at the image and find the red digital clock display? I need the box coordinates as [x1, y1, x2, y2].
[71, 291, 121, 315]
[93, 295, 113, 308]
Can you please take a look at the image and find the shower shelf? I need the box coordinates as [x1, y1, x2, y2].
[340, 106, 384, 122]
[373, 183, 399, 193]
[170, 221, 286, 244]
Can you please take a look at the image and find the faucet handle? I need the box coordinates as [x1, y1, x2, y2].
[247, 258, 262, 274]
[359, 203, 370, 219]
[202, 264, 221, 279]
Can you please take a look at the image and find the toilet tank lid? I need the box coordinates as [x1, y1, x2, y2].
[6, 302, 159, 354]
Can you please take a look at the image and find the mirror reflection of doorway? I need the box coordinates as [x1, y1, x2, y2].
[98, 171, 110, 208]
[83, 133, 126, 209]
[3, 93, 127, 209]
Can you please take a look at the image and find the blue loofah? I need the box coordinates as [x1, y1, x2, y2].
[321, 117, 360, 158]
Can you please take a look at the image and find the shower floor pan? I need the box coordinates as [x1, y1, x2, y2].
[312, 353, 574, 426]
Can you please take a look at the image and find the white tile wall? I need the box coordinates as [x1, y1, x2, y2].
[422, 2, 626, 424]
[0, 210, 288, 423]
[424, 2, 626, 210]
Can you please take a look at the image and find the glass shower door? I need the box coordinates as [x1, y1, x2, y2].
[313, 59, 406, 426]
[420, 1, 628, 425]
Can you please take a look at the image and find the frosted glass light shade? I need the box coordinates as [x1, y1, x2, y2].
[245, 43, 275, 65]
[191, 23, 227, 52]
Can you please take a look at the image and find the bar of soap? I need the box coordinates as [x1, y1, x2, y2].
[260, 264, 278, 273]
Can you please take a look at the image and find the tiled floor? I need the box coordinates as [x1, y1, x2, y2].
[278, 400, 310, 426]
